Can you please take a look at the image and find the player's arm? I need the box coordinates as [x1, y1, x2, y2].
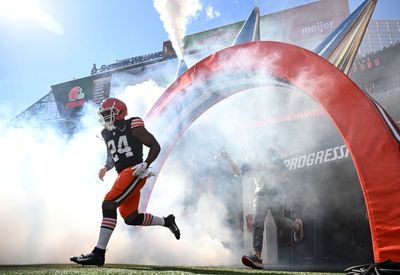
[132, 126, 161, 168]
[99, 148, 115, 181]
[221, 150, 242, 176]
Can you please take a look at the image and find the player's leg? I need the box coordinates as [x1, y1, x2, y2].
[70, 200, 117, 266]
[70, 168, 137, 266]
[271, 208, 304, 242]
[94, 200, 118, 254]
[252, 195, 269, 257]
[293, 218, 304, 242]
[123, 209, 165, 226]
[120, 178, 180, 240]
[242, 194, 267, 269]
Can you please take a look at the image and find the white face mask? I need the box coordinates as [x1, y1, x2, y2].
[98, 107, 117, 130]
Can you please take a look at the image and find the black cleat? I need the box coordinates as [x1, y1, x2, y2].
[164, 214, 180, 240]
[70, 252, 104, 267]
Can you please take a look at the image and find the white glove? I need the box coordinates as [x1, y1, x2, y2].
[132, 162, 148, 178]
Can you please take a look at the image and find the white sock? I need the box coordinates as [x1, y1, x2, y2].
[96, 217, 116, 250]
[142, 213, 165, 226]
[150, 215, 165, 226]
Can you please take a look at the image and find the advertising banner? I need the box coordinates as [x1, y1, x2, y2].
[183, 0, 349, 54]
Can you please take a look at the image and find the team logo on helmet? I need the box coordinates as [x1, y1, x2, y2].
[66, 86, 85, 109]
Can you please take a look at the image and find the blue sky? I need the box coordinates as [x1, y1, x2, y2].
[0, 0, 399, 119]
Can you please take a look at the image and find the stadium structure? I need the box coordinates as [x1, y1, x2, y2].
[14, 0, 400, 271]
[15, 0, 400, 129]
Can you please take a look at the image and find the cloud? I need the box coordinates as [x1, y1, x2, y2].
[206, 6, 221, 20]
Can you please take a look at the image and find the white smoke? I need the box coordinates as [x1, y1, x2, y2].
[125, 44, 361, 265]
[0, 72, 241, 265]
[153, 0, 202, 60]
[114, 79, 165, 119]
[101, 75, 241, 265]
[0, 6, 367, 266]
[0, 104, 106, 264]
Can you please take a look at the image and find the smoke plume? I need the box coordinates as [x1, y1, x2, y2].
[153, 0, 202, 60]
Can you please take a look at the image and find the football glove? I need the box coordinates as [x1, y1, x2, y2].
[98, 167, 108, 181]
[132, 162, 148, 178]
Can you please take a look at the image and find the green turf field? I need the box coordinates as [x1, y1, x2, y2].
[0, 264, 343, 275]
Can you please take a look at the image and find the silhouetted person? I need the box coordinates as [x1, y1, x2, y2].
[221, 147, 303, 269]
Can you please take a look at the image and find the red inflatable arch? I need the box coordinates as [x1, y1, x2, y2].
[144, 41, 400, 263]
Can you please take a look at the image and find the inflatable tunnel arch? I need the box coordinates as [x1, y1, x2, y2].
[144, 41, 400, 263]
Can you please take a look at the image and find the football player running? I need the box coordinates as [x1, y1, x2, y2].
[70, 97, 180, 266]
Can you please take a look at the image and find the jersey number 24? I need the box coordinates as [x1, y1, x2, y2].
[107, 135, 133, 161]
